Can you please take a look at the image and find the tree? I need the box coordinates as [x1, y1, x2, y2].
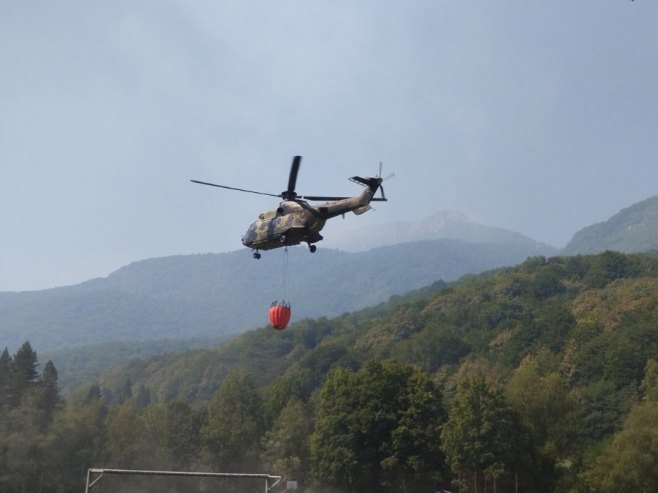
[202, 370, 265, 471]
[42, 392, 108, 492]
[118, 378, 133, 403]
[641, 359, 658, 402]
[262, 398, 313, 483]
[506, 352, 582, 491]
[84, 383, 103, 404]
[143, 400, 200, 470]
[39, 360, 61, 428]
[382, 370, 447, 492]
[135, 384, 151, 410]
[0, 348, 11, 415]
[441, 377, 526, 488]
[310, 366, 358, 492]
[105, 400, 146, 468]
[311, 360, 447, 492]
[0, 390, 49, 492]
[9, 341, 39, 407]
[584, 250, 640, 288]
[583, 360, 658, 490]
[587, 401, 658, 492]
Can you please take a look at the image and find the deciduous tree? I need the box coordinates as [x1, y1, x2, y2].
[441, 377, 525, 480]
[202, 370, 265, 471]
[311, 360, 446, 492]
[262, 398, 313, 483]
[506, 352, 582, 490]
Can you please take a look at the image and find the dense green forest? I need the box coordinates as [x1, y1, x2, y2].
[2, 251, 658, 492]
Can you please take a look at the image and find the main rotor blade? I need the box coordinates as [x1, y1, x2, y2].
[299, 195, 387, 202]
[300, 195, 351, 202]
[190, 180, 281, 198]
[286, 155, 301, 198]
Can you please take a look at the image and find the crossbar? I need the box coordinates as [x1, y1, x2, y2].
[86, 468, 282, 493]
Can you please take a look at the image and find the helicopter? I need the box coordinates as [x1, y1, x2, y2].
[191, 155, 389, 258]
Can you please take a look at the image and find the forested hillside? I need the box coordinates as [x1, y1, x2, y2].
[0, 237, 545, 352]
[41, 337, 229, 394]
[2, 251, 658, 492]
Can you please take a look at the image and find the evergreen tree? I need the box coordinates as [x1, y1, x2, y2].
[0, 359, 58, 493]
[84, 383, 103, 404]
[0, 348, 11, 415]
[0, 346, 51, 491]
[135, 384, 151, 410]
[9, 341, 39, 407]
[39, 360, 61, 428]
[119, 379, 133, 403]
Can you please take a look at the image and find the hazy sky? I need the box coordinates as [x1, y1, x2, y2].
[2, 1, 657, 292]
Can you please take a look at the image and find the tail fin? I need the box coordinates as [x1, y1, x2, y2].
[349, 176, 386, 201]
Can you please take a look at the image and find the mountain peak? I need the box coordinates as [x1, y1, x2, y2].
[326, 210, 555, 254]
[562, 195, 658, 255]
[414, 210, 477, 233]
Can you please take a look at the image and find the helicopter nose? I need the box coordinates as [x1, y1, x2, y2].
[242, 223, 257, 246]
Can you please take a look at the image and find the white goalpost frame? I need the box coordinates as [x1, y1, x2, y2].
[85, 468, 282, 493]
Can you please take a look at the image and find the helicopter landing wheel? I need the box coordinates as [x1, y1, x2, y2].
[253, 251, 261, 259]
[309, 244, 317, 253]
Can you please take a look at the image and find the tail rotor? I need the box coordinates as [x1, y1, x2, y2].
[353, 162, 394, 201]
[377, 161, 395, 201]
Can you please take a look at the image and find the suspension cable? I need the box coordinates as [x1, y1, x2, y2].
[279, 247, 289, 304]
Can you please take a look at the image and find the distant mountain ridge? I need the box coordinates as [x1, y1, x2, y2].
[562, 195, 658, 255]
[327, 210, 556, 253]
[6, 195, 658, 354]
[0, 233, 550, 352]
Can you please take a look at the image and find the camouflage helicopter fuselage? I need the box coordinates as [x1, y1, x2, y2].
[192, 155, 387, 258]
[242, 182, 378, 252]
